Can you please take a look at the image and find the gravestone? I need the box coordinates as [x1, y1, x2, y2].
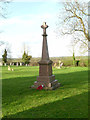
[10, 63, 12, 66]
[16, 62, 18, 66]
[31, 22, 60, 90]
[0, 62, 2, 66]
[20, 62, 22, 66]
[12, 63, 14, 66]
[4, 63, 6, 66]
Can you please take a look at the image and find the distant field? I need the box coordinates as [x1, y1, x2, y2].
[3, 56, 88, 67]
[30, 56, 88, 66]
[2, 66, 88, 118]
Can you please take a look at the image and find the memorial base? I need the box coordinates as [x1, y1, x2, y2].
[31, 75, 60, 90]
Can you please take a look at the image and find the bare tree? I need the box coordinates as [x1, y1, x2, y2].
[0, 0, 11, 47]
[58, 1, 89, 53]
[0, 0, 11, 18]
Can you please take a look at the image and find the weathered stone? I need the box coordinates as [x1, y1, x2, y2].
[31, 22, 60, 90]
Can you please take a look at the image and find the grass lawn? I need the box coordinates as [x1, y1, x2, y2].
[1, 66, 88, 118]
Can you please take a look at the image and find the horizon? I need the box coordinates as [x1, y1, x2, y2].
[0, 55, 88, 59]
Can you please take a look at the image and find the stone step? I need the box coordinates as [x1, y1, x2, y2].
[32, 79, 60, 90]
[44, 82, 60, 90]
[52, 83, 61, 90]
[34, 81, 46, 87]
[51, 80, 58, 86]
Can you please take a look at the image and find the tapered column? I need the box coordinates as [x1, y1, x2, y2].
[42, 35, 49, 61]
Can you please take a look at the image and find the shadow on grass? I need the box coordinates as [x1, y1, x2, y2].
[3, 92, 88, 118]
[2, 76, 38, 100]
[2, 70, 88, 102]
[55, 70, 88, 88]
[2, 70, 88, 118]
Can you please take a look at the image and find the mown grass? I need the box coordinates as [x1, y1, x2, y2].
[1, 66, 88, 118]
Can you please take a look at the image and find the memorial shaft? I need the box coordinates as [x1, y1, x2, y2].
[31, 22, 60, 90]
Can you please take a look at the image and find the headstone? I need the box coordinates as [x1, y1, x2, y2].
[0, 62, 2, 66]
[54, 63, 57, 68]
[4, 63, 6, 66]
[16, 62, 18, 66]
[60, 62, 63, 68]
[8, 66, 11, 71]
[31, 22, 60, 90]
[20, 62, 22, 66]
[59, 60, 61, 66]
[10, 63, 12, 66]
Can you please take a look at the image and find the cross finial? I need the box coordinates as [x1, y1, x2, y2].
[41, 22, 48, 35]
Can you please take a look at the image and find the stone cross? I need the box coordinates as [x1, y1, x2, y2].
[41, 22, 49, 61]
[41, 22, 48, 35]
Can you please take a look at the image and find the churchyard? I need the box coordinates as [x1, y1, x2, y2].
[1, 22, 89, 119]
[2, 66, 88, 118]
[0, 0, 89, 119]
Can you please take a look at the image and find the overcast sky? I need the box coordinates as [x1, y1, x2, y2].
[0, 1, 88, 58]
